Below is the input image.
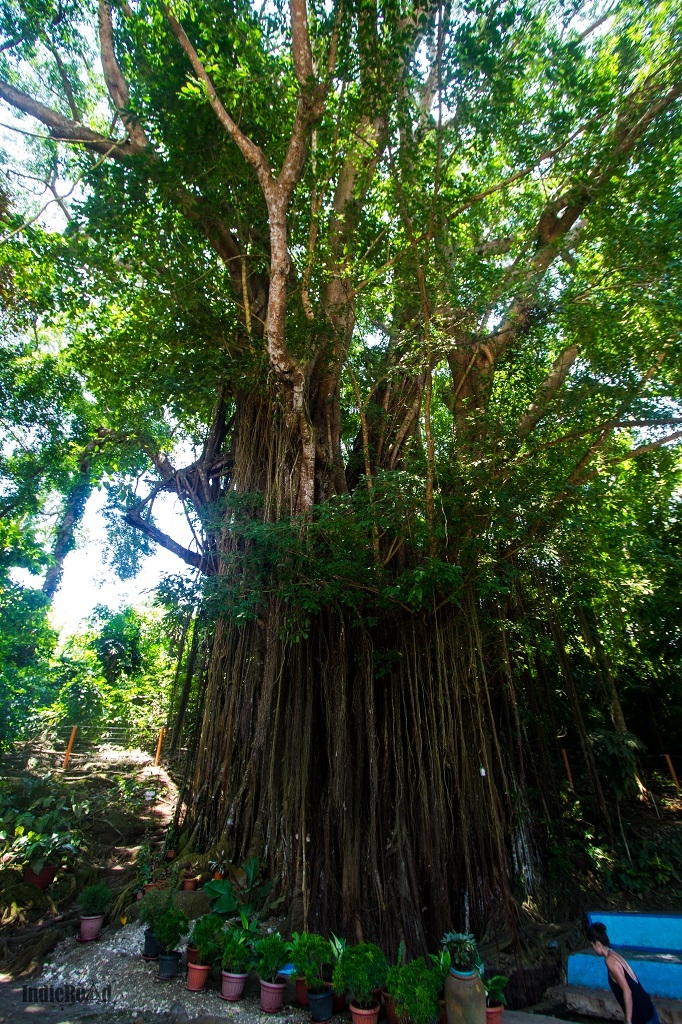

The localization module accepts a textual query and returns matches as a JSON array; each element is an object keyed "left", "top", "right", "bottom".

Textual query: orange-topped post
[
  {"left": 62, "top": 726, "right": 77, "bottom": 769},
  {"left": 154, "top": 726, "right": 165, "bottom": 767}
]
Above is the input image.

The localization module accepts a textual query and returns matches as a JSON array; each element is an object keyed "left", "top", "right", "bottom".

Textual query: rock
[
  {"left": 168, "top": 1002, "right": 190, "bottom": 1022},
  {"left": 174, "top": 890, "right": 211, "bottom": 918}
]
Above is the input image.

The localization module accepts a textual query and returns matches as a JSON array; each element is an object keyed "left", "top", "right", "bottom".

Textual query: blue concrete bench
[{"left": 567, "top": 911, "right": 682, "bottom": 1000}]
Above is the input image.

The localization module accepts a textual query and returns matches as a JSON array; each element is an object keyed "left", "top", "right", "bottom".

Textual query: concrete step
[
  {"left": 586, "top": 911, "right": 682, "bottom": 954},
  {"left": 548, "top": 985, "right": 682, "bottom": 1024},
  {"left": 568, "top": 947, "right": 682, "bottom": 1000}
]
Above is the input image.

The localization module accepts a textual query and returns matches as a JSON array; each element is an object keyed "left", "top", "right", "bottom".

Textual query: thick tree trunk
[{"left": 177, "top": 390, "right": 547, "bottom": 951}]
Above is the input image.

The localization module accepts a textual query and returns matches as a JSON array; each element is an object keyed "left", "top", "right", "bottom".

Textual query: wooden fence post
[
  {"left": 63, "top": 726, "right": 77, "bottom": 769},
  {"left": 664, "top": 754, "right": 680, "bottom": 791},
  {"left": 561, "top": 747, "right": 574, "bottom": 789},
  {"left": 154, "top": 726, "right": 165, "bottom": 767}
]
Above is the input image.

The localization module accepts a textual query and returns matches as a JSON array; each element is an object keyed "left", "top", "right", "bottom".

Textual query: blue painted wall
[
  {"left": 586, "top": 911, "right": 682, "bottom": 953},
  {"left": 568, "top": 949, "right": 682, "bottom": 1000}
]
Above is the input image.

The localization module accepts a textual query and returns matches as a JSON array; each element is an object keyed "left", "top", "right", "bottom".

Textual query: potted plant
[
  {"left": 255, "top": 932, "right": 293, "bottom": 1013},
  {"left": 11, "top": 828, "right": 80, "bottom": 889},
  {"left": 138, "top": 887, "right": 173, "bottom": 959},
  {"left": 440, "top": 933, "right": 485, "bottom": 1024},
  {"left": 292, "top": 932, "right": 334, "bottom": 1022},
  {"left": 209, "top": 848, "right": 229, "bottom": 880},
  {"left": 155, "top": 907, "right": 189, "bottom": 979},
  {"left": 483, "top": 976, "right": 508, "bottom": 1024},
  {"left": 387, "top": 958, "right": 441, "bottom": 1024},
  {"left": 77, "top": 882, "right": 113, "bottom": 941},
  {"left": 332, "top": 942, "right": 388, "bottom": 1024},
  {"left": 180, "top": 868, "right": 199, "bottom": 892},
  {"left": 164, "top": 824, "right": 178, "bottom": 861},
  {"left": 220, "top": 929, "right": 253, "bottom": 1001},
  {"left": 188, "top": 913, "right": 224, "bottom": 991}
]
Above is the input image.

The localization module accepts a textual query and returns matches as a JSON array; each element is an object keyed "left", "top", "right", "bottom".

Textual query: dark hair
[{"left": 586, "top": 922, "right": 609, "bottom": 946}]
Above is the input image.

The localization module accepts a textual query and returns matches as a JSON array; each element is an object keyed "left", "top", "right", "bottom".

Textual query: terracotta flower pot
[
  {"left": 308, "top": 987, "right": 334, "bottom": 1023},
  {"left": 79, "top": 914, "right": 104, "bottom": 941},
  {"left": 144, "top": 882, "right": 156, "bottom": 893},
  {"left": 440, "top": 999, "right": 447, "bottom": 1024},
  {"left": 187, "top": 962, "right": 211, "bottom": 991},
  {"left": 220, "top": 970, "right": 248, "bottom": 1001},
  {"left": 486, "top": 1006, "right": 504, "bottom": 1024},
  {"left": 23, "top": 864, "right": 57, "bottom": 890},
  {"left": 183, "top": 877, "right": 199, "bottom": 891},
  {"left": 384, "top": 993, "right": 399, "bottom": 1024},
  {"left": 260, "top": 979, "right": 287, "bottom": 1013},
  {"left": 213, "top": 870, "right": 224, "bottom": 880},
  {"left": 296, "top": 978, "right": 310, "bottom": 1007},
  {"left": 186, "top": 945, "right": 198, "bottom": 964},
  {"left": 350, "top": 1000, "right": 381, "bottom": 1024}
]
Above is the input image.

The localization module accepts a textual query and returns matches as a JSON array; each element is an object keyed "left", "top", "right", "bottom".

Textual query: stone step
[
  {"left": 586, "top": 911, "right": 682, "bottom": 954},
  {"left": 568, "top": 947, "right": 682, "bottom": 999},
  {"left": 548, "top": 985, "right": 682, "bottom": 1024}
]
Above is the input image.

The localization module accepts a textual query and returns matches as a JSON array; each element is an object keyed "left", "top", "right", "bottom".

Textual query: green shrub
[
  {"left": 387, "top": 958, "right": 441, "bottom": 1024},
  {"left": 193, "top": 912, "right": 225, "bottom": 967},
  {"left": 154, "top": 907, "right": 189, "bottom": 953},
  {"left": 332, "top": 942, "right": 388, "bottom": 1008},
  {"left": 483, "top": 975, "right": 508, "bottom": 1008},
  {"left": 203, "top": 856, "right": 279, "bottom": 920},
  {"left": 222, "top": 930, "right": 253, "bottom": 973},
  {"left": 138, "top": 887, "right": 172, "bottom": 931},
  {"left": 254, "top": 933, "right": 293, "bottom": 983},
  {"left": 292, "top": 932, "right": 333, "bottom": 993},
  {"left": 78, "top": 882, "right": 113, "bottom": 917}
]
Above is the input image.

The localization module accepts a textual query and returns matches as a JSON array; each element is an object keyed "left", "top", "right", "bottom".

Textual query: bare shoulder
[{"left": 606, "top": 953, "right": 634, "bottom": 982}]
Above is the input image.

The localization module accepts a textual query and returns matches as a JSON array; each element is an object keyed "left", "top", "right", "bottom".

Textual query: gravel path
[{"left": 0, "top": 921, "right": 337, "bottom": 1024}]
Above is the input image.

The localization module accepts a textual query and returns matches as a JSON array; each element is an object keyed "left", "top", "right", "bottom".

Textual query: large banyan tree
[{"left": 2, "top": 0, "right": 682, "bottom": 950}]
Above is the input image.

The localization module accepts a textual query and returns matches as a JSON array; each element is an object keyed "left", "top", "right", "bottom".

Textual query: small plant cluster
[
  {"left": 138, "top": 900, "right": 507, "bottom": 1020},
  {"left": 0, "top": 776, "right": 83, "bottom": 875}
]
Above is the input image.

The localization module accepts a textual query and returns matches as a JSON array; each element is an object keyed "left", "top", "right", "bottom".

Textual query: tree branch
[
  {"left": 289, "top": 0, "right": 314, "bottom": 84},
  {"left": 98, "top": 0, "right": 149, "bottom": 151},
  {"left": 517, "top": 344, "right": 579, "bottom": 436},
  {"left": 0, "top": 77, "right": 138, "bottom": 158},
  {"left": 124, "top": 508, "right": 212, "bottom": 572},
  {"left": 163, "top": 4, "right": 273, "bottom": 193}
]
